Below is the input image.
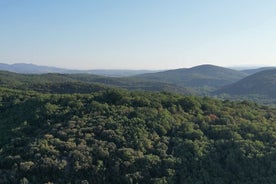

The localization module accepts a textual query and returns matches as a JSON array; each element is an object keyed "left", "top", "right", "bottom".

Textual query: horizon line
[{"left": 0, "top": 62, "right": 273, "bottom": 71}]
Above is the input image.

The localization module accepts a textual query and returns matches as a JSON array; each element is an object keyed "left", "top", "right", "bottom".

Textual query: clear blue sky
[{"left": 1, "top": 0, "right": 276, "bottom": 69}]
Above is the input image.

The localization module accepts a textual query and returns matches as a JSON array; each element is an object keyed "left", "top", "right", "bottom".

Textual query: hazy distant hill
[
  {"left": 215, "top": 69, "right": 276, "bottom": 98},
  {"left": 0, "top": 63, "right": 68, "bottom": 73},
  {"left": 241, "top": 67, "right": 276, "bottom": 75},
  {"left": 0, "top": 71, "right": 193, "bottom": 94},
  {"left": 82, "top": 69, "right": 160, "bottom": 77},
  {"left": 0, "top": 63, "right": 157, "bottom": 77},
  {"left": 136, "top": 64, "right": 247, "bottom": 92}
]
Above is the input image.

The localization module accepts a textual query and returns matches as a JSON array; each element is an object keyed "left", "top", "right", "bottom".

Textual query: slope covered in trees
[
  {"left": 0, "top": 64, "right": 249, "bottom": 95},
  {"left": 0, "top": 87, "right": 276, "bottom": 183},
  {"left": 0, "top": 71, "right": 193, "bottom": 95},
  {"left": 135, "top": 65, "right": 247, "bottom": 92},
  {"left": 215, "top": 69, "right": 276, "bottom": 100}
]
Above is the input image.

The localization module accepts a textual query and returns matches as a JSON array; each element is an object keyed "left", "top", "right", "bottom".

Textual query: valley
[{"left": 1, "top": 63, "right": 276, "bottom": 105}]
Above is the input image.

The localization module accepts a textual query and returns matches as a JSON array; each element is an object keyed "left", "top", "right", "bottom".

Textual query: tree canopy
[{"left": 0, "top": 87, "right": 276, "bottom": 183}]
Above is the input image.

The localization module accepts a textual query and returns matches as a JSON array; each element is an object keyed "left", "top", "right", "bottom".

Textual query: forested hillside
[
  {"left": 135, "top": 65, "right": 247, "bottom": 93},
  {"left": 0, "top": 71, "right": 193, "bottom": 95},
  {"left": 215, "top": 69, "right": 276, "bottom": 104},
  {"left": 0, "top": 87, "right": 276, "bottom": 183}
]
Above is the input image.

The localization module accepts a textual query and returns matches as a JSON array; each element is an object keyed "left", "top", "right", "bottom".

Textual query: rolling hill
[
  {"left": 7, "top": 63, "right": 276, "bottom": 96},
  {"left": 215, "top": 69, "right": 276, "bottom": 98},
  {"left": 135, "top": 64, "right": 248, "bottom": 92},
  {"left": 0, "top": 71, "right": 193, "bottom": 94}
]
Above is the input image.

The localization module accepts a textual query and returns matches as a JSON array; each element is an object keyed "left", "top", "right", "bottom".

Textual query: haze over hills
[
  {"left": 241, "top": 67, "right": 276, "bottom": 75},
  {"left": 0, "top": 63, "right": 158, "bottom": 77},
  {"left": 2, "top": 62, "right": 276, "bottom": 81},
  {"left": 214, "top": 69, "right": 276, "bottom": 98},
  {"left": 2, "top": 63, "right": 276, "bottom": 99},
  {"left": 0, "top": 63, "right": 68, "bottom": 74}
]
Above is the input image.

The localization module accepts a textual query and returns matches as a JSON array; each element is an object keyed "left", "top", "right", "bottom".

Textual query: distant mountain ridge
[
  {"left": 0, "top": 63, "right": 67, "bottom": 73},
  {"left": 0, "top": 63, "right": 158, "bottom": 77},
  {"left": 241, "top": 67, "right": 276, "bottom": 75},
  {"left": 2, "top": 63, "right": 276, "bottom": 97}
]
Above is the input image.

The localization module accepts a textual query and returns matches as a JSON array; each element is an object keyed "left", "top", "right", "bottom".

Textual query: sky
[{"left": 1, "top": 0, "right": 276, "bottom": 70}]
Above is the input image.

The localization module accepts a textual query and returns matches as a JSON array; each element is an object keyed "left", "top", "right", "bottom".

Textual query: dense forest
[
  {"left": 0, "top": 85, "right": 276, "bottom": 183},
  {"left": 0, "top": 71, "right": 192, "bottom": 95}
]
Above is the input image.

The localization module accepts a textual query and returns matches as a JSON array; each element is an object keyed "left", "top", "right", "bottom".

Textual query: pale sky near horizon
[{"left": 1, "top": 0, "right": 276, "bottom": 70}]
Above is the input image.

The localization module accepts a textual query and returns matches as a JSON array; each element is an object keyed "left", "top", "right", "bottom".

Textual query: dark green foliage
[{"left": 0, "top": 87, "right": 276, "bottom": 183}]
